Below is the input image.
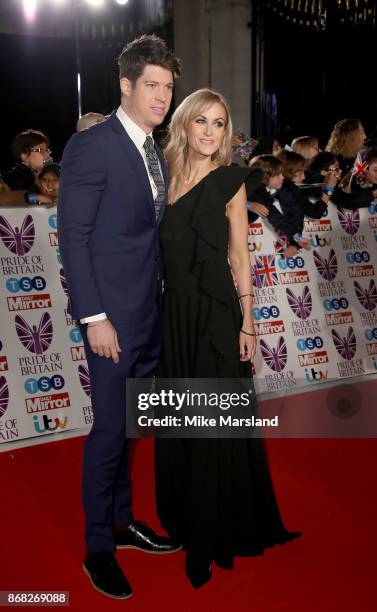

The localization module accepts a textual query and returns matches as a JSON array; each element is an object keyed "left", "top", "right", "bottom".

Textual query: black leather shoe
[
  {"left": 82, "top": 552, "right": 132, "bottom": 599},
  {"left": 114, "top": 520, "right": 182, "bottom": 554}
]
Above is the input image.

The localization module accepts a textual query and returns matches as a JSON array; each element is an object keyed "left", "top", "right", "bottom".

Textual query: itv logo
[{"left": 32, "top": 414, "right": 68, "bottom": 433}]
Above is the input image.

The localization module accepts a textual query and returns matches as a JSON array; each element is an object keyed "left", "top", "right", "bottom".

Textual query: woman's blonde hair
[
  {"left": 325, "top": 118, "right": 363, "bottom": 159},
  {"left": 291, "top": 135, "right": 319, "bottom": 160},
  {"left": 165, "top": 88, "right": 232, "bottom": 202}
]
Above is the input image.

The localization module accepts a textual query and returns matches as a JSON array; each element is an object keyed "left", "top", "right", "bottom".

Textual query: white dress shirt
[
  {"left": 80, "top": 107, "right": 161, "bottom": 324},
  {"left": 267, "top": 187, "right": 283, "bottom": 214}
]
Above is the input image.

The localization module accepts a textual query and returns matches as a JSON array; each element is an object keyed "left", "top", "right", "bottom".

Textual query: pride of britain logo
[
  {"left": 60, "top": 269, "right": 69, "bottom": 297},
  {"left": 78, "top": 365, "right": 91, "bottom": 397},
  {"left": 259, "top": 336, "right": 287, "bottom": 372},
  {"left": 15, "top": 312, "right": 53, "bottom": 354},
  {"left": 354, "top": 280, "right": 377, "bottom": 311},
  {"left": 331, "top": 327, "right": 357, "bottom": 360},
  {"left": 313, "top": 249, "right": 338, "bottom": 281},
  {"left": 0, "top": 215, "right": 35, "bottom": 255},
  {"left": 0, "top": 376, "right": 9, "bottom": 418},
  {"left": 286, "top": 286, "right": 312, "bottom": 320},
  {"left": 337, "top": 208, "right": 360, "bottom": 236}
]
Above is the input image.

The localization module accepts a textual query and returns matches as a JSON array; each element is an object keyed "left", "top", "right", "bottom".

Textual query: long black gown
[{"left": 155, "top": 165, "right": 300, "bottom": 587}]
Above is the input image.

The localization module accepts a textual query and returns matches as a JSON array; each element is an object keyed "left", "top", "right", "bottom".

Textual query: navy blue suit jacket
[{"left": 58, "top": 111, "right": 166, "bottom": 327}]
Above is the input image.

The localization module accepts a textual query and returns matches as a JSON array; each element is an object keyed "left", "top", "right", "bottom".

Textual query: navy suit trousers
[{"left": 81, "top": 305, "right": 161, "bottom": 554}]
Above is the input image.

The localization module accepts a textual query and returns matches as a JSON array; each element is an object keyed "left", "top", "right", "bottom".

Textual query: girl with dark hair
[{"left": 2, "top": 129, "right": 51, "bottom": 191}]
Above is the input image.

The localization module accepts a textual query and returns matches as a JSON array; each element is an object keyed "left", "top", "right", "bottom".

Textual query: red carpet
[{"left": 0, "top": 435, "right": 376, "bottom": 611}]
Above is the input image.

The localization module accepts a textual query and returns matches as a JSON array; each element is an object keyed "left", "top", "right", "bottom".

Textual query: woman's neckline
[{"left": 168, "top": 165, "right": 222, "bottom": 206}]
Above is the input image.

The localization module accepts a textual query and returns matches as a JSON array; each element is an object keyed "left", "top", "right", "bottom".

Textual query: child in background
[
  {"left": 277, "top": 149, "right": 329, "bottom": 218},
  {"left": 308, "top": 151, "right": 376, "bottom": 210},
  {"left": 248, "top": 154, "right": 310, "bottom": 257},
  {"left": 37, "top": 162, "right": 61, "bottom": 200}
]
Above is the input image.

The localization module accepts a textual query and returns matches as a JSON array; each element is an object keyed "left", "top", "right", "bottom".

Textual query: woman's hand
[{"left": 239, "top": 326, "right": 257, "bottom": 361}]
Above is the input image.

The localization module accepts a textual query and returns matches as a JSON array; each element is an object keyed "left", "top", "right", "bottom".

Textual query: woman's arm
[{"left": 227, "top": 183, "right": 256, "bottom": 362}]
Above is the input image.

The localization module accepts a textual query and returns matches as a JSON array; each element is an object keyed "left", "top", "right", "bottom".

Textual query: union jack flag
[
  {"left": 351, "top": 152, "right": 368, "bottom": 178},
  {"left": 252, "top": 255, "right": 278, "bottom": 288}
]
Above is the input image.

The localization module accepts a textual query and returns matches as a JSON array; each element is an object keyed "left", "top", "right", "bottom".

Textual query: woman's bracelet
[
  {"left": 241, "top": 328, "right": 256, "bottom": 336},
  {"left": 238, "top": 293, "right": 253, "bottom": 300}
]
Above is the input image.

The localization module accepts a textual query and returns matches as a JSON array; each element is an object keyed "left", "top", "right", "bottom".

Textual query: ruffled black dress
[{"left": 155, "top": 166, "right": 300, "bottom": 587}]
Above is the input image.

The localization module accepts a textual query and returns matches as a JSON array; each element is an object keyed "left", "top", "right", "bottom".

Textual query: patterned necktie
[{"left": 143, "top": 135, "right": 165, "bottom": 220}]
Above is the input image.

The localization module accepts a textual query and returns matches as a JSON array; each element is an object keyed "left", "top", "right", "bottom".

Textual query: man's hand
[{"left": 86, "top": 319, "right": 122, "bottom": 364}]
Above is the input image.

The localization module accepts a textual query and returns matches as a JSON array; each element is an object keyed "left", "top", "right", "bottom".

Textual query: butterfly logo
[
  {"left": 331, "top": 327, "right": 357, "bottom": 360},
  {"left": 337, "top": 208, "right": 360, "bottom": 236},
  {"left": 0, "top": 214, "right": 35, "bottom": 255},
  {"left": 313, "top": 249, "right": 338, "bottom": 281},
  {"left": 78, "top": 365, "right": 91, "bottom": 398},
  {"left": 59, "top": 268, "right": 68, "bottom": 297},
  {"left": 354, "top": 280, "right": 377, "bottom": 311},
  {"left": 286, "top": 286, "right": 312, "bottom": 320},
  {"left": 15, "top": 312, "right": 53, "bottom": 354},
  {"left": 0, "top": 376, "right": 9, "bottom": 418},
  {"left": 259, "top": 336, "right": 287, "bottom": 372}
]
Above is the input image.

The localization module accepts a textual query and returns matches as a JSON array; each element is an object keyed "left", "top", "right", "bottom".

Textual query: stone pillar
[
  {"left": 173, "top": 0, "right": 210, "bottom": 102},
  {"left": 173, "top": 0, "right": 252, "bottom": 133}
]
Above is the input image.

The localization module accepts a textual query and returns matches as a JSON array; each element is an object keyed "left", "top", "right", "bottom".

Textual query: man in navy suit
[{"left": 58, "top": 35, "right": 181, "bottom": 599}]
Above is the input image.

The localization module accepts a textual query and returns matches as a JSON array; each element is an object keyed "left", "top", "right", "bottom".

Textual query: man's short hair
[
  {"left": 76, "top": 112, "right": 106, "bottom": 132},
  {"left": 118, "top": 34, "right": 181, "bottom": 84}
]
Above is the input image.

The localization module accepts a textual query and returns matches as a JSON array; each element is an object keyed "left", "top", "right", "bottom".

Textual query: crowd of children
[{"left": 239, "top": 118, "right": 377, "bottom": 257}]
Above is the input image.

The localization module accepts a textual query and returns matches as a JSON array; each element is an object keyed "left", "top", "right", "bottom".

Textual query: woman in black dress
[{"left": 155, "top": 88, "right": 300, "bottom": 588}]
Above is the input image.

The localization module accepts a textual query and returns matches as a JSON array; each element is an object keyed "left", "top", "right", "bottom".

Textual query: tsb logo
[
  {"left": 296, "top": 336, "right": 324, "bottom": 351},
  {"left": 364, "top": 328, "right": 377, "bottom": 341},
  {"left": 323, "top": 297, "right": 349, "bottom": 311},
  {"left": 6, "top": 276, "right": 46, "bottom": 293},
  {"left": 346, "top": 251, "right": 370, "bottom": 264},
  {"left": 253, "top": 306, "right": 280, "bottom": 320},
  {"left": 48, "top": 214, "right": 57, "bottom": 229},
  {"left": 277, "top": 255, "right": 305, "bottom": 270},
  {"left": 69, "top": 328, "right": 82, "bottom": 343},
  {"left": 24, "top": 375, "right": 65, "bottom": 394}
]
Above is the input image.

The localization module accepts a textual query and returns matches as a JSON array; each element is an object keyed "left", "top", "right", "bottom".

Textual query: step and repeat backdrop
[{"left": 1, "top": 202, "right": 377, "bottom": 446}]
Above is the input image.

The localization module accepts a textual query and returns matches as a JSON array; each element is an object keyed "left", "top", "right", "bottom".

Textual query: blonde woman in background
[
  {"left": 326, "top": 117, "right": 366, "bottom": 174},
  {"left": 291, "top": 135, "right": 320, "bottom": 162}
]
